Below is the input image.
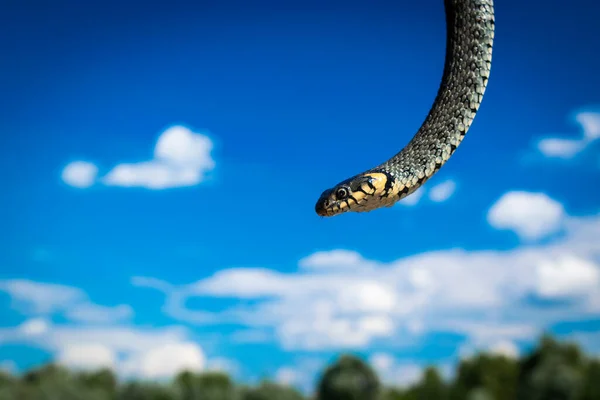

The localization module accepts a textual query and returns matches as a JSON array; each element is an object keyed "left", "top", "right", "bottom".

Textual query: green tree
[
  {"left": 239, "top": 381, "right": 305, "bottom": 400},
  {"left": 175, "top": 371, "right": 196, "bottom": 400},
  {"left": 77, "top": 368, "right": 118, "bottom": 400},
  {"left": 316, "top": 354, "right": 380, "bottom": 400},
  {"left": 117, "top": 381, "right": 177, "bottom": 400},
  {"left": 18, "top": 363, "right": 100, "bottom": 400},
  {"left": 410, "top": 367, "right": 447, "bottom": 400},
  {"left": 0, "top": 369, "right": 18, "bottom": 400},
  {"left": 175, "top": 371, "right": 237, "bottom": 400},
  {"left": 580, "top": 359, "right": 600, "bottom": 400},
  {"left": 379, "top": 388, "right": 408, "bottom": 400},
  {"left": 466, "top": 387, "right": 493, "bottom": 400},
  {"left": 517, "top": 335, "right": 585, "bottom": 400},
  {"left": 450, "top": 353, "right": 518, "bottom": 400}
]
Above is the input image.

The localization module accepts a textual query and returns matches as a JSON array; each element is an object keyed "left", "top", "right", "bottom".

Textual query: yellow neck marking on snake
[
  {"left": 363, "top": 172, "right": 387, "bottom": 193},
  {"left": 362, "top": 172, "right": 406, "bottom": 208}
]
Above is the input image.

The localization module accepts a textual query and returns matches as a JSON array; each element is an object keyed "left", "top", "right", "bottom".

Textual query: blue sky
[{"left": 1, "top": 0, "right": 600, "bottom": 391}]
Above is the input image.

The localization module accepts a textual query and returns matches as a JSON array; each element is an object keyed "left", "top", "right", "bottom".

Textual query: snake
[{"left": 315, "top": 0, "right": 494, "bottom": 217}]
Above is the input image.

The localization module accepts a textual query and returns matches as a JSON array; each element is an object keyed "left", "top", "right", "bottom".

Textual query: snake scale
[{"left": 315, "top": 0, "right": 494, "bottom": 217}]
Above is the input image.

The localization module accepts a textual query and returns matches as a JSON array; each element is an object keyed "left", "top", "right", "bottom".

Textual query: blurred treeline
[{"left": 0, "top": 335, "right": 599, "bottom": 400}]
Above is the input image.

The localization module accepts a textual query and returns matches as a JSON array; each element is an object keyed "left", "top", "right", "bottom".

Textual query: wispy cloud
[
  {"left": 536, "top": 109, "right": 600, "bottom": 159},
  {"left": 65, "top": 303, "right": 133, "bottom": 324},
  {"left": 61, "top": 125, "right": 216, "bottom": 190},
  {"left": 0, "top": 279, "right": 133, "bottom": 324},
  {"left": 229, "top": 329, "right": 272, "bottom": 344},
  {"left": 134, "top": 193, "right": 600, "bottom": 354},
  {"left": 0, "top": 280, "right": 85, "bottom": 314}
]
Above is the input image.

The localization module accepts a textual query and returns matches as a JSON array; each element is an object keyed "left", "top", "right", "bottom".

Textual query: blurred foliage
[
  {"left": 516, "top": 335, "right": 587, "bottom": 400},
  {"left": 0, "top": 335, "right": 599, "bottom": 399},
  {"left": 449, "top": 352, "right": 518, "bottom": 400},
  {"left": 238, "top": 381, "right": 304, "bottom": 400},
  {"left": 316, "top": 354, "right": 381, "bottom": 400},
  {"left": 175, "top": 371, "right": 237, "bottom": 400}
]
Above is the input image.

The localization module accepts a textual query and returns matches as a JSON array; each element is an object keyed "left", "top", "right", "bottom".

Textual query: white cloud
[
  {"left": 369, "top": 353, "right": 424, "bottom": 387},
  {"left": 0, "top": 279, "right": 133, "bottom": 324},
  {"left": 299, "top": 250, "right": 373, "bottom": 271},
  {"left": 192, "top": 268, "right": 289, "bottom": 299},
  {"left": 153, "top": 126, "right": 214, "bottom": 169},
  {"left": 487, "top": 191, "right": 565, "bottom": 240},
  {"left": 428, "top": 180, "right": 456, "bottom": 202},
  {"left": 277, "top": 314, "right": 391, "bottom": 350},
  {"left": 276, "top": 367, "right": 299, "bottom": 385},
  {"left": 61, "top": 161, "right": 98, "bottom": 188},
  {"left": 370, "top": 352, "right": 395, "bottom": 372},
  {"left": 537, "top": 138, "right": 585, "bottom": 159},
  {"left": 397, "top": 187, "right": 424, "bottom": 206},
  {"left": 102, "top": 125, "right": 215, "bottom": 189},
  {"left": 0, "top": 321, "right": 208, "bottom": 380},
  {"left": 537, "top": 110, "right": 600, "bottom": 158},
  {"left": 535, "top": 255, "right": 600, "bottom": 298},
  {"left": 136, "top": 199, "right": 600, "bottom": 354},
  {"left": 577, "top": 111, "right": 600, "bottom": 140},
  {"left": 57, "top": 343, "right": 116, "bottom": 370},
  {"left": 121, "top": 342, "right": 205, "bottom": 379},
  {"left": 488, "top": 340, "right": 519, "bottom": 358}
]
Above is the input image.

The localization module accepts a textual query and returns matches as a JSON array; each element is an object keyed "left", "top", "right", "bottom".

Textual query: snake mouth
[
  {"left": 315, "top": 191, "right": 333, "bottom": 217},
  {"left": 315, "top": 205, "right": 329, "bottom": 217}
]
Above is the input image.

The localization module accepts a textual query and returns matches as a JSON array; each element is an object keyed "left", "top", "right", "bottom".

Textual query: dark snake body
[{"left": 315, "top": 0, "right": 495, "bottom": 216}]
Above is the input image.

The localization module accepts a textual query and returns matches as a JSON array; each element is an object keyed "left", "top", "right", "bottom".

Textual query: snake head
[{"left": 315, "top": 171, "right": 398, "bottom": 217}]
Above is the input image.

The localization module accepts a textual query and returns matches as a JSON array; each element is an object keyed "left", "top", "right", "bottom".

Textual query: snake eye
[{"left": 335, "top": 187, "right": 349, "bottom": 200}]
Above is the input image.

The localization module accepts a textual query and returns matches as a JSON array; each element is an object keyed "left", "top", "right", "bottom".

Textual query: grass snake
[{"left": 315, "top": 0, "right": 494, "bottom": 217}]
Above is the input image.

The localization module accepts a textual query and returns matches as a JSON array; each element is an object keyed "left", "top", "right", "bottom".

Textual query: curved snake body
[{"left": 315, "top": 0, "right": 495, "bottom": 216}]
